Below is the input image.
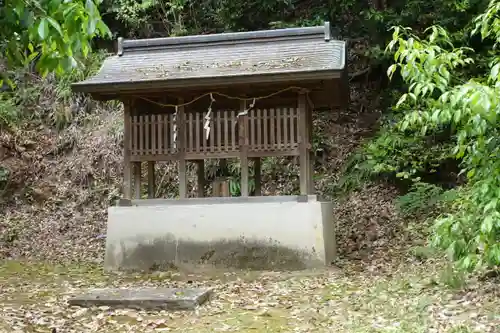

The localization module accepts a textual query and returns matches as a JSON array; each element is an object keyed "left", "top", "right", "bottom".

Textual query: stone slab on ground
[{"left": 68, "top": 288, "right": 212, "bottom": 311}]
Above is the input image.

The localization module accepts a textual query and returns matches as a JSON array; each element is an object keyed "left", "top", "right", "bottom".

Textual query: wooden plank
[
  {"left": 189, "top": 111, "right": 194, "bottom": 153},
  {"left": 256, "top": 108, "right": 262, "bottom": 151},
  {"left": 123, "top": 99, "right": 133, "bottom": 199},
  {"left": 177, "top": 99, "right": 187, "bottom": 198},
  {"left": 276, "top": 108, "right": 282, "bottom": 149},
  {"left": 134, "top": 161, "right": 142, "bottom": 199},
  {"left": 129, "top": 148, "right": 300, "bottom": 162},
  {"left": 145, "top": 114, "right": 150, "bottom": 155},
  {"left": 290, "top": 107, "right": 296, "bottom": 147},
  {"left": 250, "top": 108, "right": 255, "bottom": 149},
  {"left": 224, "top": 110, "right": 229, "bottom": 151},
  {"left": 164, "top": 113, "right": 170, "bottom": 154},
  {"left": 253, "top": 158, "right": 261, "bottom": 196},
  {"left": 216, "top": 110, "right": 221, "bottom": 152},
  {"left": 131, "top": 115, "right": 137, "bottom": 155},
  {"left": 209, "top": 111, "right": 215, "bottom": 152},
  {"left": 201, "top": 111, "right": 206, "bottom": 152},
  {"left": 298, "top": 93, "right": 310, "bottom": 195},
  {"left": 139, "top": 114, "right": 144, "bottom": 155},
  {"left": 284, "top": 108, "right": 289, "bottom": 149},
  {"left": 231, "top": 110, "right": 236, "bottom": 151},
  {"left": 270, "top": 108, "right": 275, "bottom": 149},
  {"left": 196, "top": 160, "right": 205, "bottom": 198},
  {"left": 151, "top": 114, "right": 156, "bottom": 155},
  {"left": 239, "top": 101, "right": 249, "bottom": 197},
  {"left": 263, "top": 109, "right": 268, "bottom": 150},
  {"left": 195, "top": 111, "right": 200, "bottom": 153},
  {"left": 157, "top": 113, "right": 163, "bottom": 154},
  {"left": 147, "top": 161, "right": 155, "bottom": 198}
]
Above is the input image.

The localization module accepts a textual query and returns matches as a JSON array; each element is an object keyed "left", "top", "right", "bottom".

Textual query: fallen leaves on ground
[{"left": 0, "top": 260, "right": 498, "bottom": 333}]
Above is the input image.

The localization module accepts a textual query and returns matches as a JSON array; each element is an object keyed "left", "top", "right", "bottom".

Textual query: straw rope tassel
[{"left": 203, "top": 93, "right": 215, "bottom": 140}]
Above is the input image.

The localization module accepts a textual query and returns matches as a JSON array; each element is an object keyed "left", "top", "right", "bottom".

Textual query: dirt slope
[{"left": 0, "top": 45, "right": 405, "bottom": 264}]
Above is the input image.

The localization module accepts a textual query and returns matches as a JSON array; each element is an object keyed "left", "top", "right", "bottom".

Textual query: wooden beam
[
  {"left": 177, "top": 98, "right": 187, "bottom": 198},
  {"left": 306, "top": 97, "right": 315, "bottom": 194},
  {"left": 147, "top": 161, "right": 155, "bottom": 198},
  {"left": 239, "top": 100, "right": 249, "bottom": 197},
  {"left": 298, "top": 92, "right": 310, "bottom": 195},
  {"left": 129, "top": 148, "right": 301, "bottom": 162},
  {"left": 133, "top": 161, "right": 142, "bottom": 199},
  {"left": 196, "top": 160, "right": 205, "bottom": 197},
  {"left": 253, "top": 158, "right": 261, "bottom": 196},
  {"left": 123, "top": 98, "right": 133, "bottom": 200}
]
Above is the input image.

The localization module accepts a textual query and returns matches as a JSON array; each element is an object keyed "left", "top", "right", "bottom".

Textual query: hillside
[
  {"left": 1, "top": 0, "right": 499, "bottom": 273},
  {"left": 0, "top": 49, "right": 409, "bottom": 263}
]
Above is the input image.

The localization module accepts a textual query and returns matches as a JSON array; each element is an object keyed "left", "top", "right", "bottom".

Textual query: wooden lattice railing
[{"left": 129, "top": 107, "right": 300, "bottom": 159}]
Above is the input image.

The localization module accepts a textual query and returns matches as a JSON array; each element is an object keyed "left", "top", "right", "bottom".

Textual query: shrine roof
[{"left": 72, "top": 22, "right": 347, "bottom": 97}]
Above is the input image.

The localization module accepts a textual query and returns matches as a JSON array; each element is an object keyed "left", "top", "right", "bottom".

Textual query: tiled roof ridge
[{"left": 117, "top": 22, "right": 333, "bottom": 56}]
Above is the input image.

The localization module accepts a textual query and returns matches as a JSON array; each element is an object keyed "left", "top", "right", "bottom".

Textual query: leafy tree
[
  {"left": 385, "top": 0, "right": 500, "bottom": 271},
  {"left": 0, "top": 0, "right": 111, "bottom": 83}
]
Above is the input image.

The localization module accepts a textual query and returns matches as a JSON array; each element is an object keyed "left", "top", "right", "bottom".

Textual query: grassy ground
[{"left": 0, "top": 259, "right": 498, "bottom": 333}]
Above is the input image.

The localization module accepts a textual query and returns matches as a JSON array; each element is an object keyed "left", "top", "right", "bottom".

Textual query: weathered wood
[
  {"left": 147, "top": 161, "right": 155, "bottom": 198},
  {"left": 253, "top": 158, "right": 261, "bottom": 196},
  {"left": 306, "top": 99, "right": 314, "bottom": 194},
  {"left": 139, "top": 113, "right": 144, "bottom": 155},
  {"left": 298, "top": 93, "right": 309, "bottom": 195},
  {"left": 177, "top": 99, "right": 187, "bottom": 198},
  {"left": 188, "top": 111, "right": 194, "bottom": 153},
  {"left": 276, "top": 108, "right": 282, "bottom": 149},
  {"left": 239, "top": 101, "right": 249, "bottom": 197},
  {"left": 133, "top": 161, "right": 142, "bottom": 199},
  {"left": 263, "top": 108, "right": 268, "bottom": 150},
  {"left": 114, "top": 79, "right": 343, "bottom": 110},
  {"left": 196, "top": 160, "right": 205, "bottom": 198},
  {"left": 129, "top": 148, "right": 301, "bottom": 162},
  {"left": 145, "top": 114, "right": 150, "bottom": 155},
  {"left": 212, "top": 177, "right": 230, "bottom": 197},
  {"left": 123, "top": 99, "right": 133, "bottom": 199}
]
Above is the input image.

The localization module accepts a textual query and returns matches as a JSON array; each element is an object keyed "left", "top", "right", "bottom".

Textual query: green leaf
[
  {"left": 490, "top": 63, "right": 499, "bottom": 81},
  {"left": 480, "top": 215, "right": 494, "bottom": 234},
  {"left": 38, "top": 18, "right": 49, "bottom": 39},
  {"left": 46, "top": 17, "right": 63, "bottom": 36}
]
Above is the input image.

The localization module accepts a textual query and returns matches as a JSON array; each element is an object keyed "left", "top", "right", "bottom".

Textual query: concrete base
[
  {"left": 104, "top": 195, "right": 336, "bottom": 271},
  {"left": 68, "top": 288, "right": 212, "bottom": 310}
]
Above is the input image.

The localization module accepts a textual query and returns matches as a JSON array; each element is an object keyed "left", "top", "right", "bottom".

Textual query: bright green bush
[{"left": 385, "top": 0, "right": 500, "bottom": 271}]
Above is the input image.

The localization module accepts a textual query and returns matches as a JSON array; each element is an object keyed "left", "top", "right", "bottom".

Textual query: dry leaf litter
[{"left": 1, "top": 40, "right": 499, "bottom": 332}]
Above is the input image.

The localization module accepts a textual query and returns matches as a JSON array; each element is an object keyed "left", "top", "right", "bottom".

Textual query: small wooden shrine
[{"left": 72, "top": 22, "right": 348, "bottom": 200}]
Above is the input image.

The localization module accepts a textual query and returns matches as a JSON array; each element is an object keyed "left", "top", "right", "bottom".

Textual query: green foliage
[
  {"left": 104, "top": 0, "right": 188, "bottom": 37},
  {"left": 397, "top": 182, "right": 445, "bottom": 217},
  {"left": 0, "top": 51, "right": 105, "bottom": 130},
  {"left": 0, "top": 95, "right": 21, "bottom": 128},
  {"left": 336, "top": 125, "right": 454, "bottom": 195},
  {"left": 0, "top": 0, "right": 110, "bottom": 83},
  {"left": 384, "top": 0, "right": 500, "bottom": 271}
]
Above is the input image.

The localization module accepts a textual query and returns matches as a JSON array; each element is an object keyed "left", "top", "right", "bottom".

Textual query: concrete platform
[
  {"left": 104, "top": 195, "right": 336, "bottom": 271},
  {"left": 68, "top": 288, "right": 212, "bottom": 310}
]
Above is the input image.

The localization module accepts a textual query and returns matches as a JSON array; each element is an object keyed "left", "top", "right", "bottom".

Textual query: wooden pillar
[
  {"left": 147, "top": 161, "right": 155, "bottom": 199},
  {"left": 238, "top": 100, "right": 249, "bottom": 197},
  {"left": 177, "top": 99, "right": 187, "bottom": 198},
  {"left": 123, "top": 98, "right": 133, "bottom": 200},
  {"left": 253, "top": 158, "right": 261, "bottom": 196},
  {"left": 306, "top": 99, "right": 315, "bottom": 194},
  {"left": 196, "top": 160, "right": 205, "bottom": 197},
  {"left": 298, "top": 92, "right": 312, "bottom": 195},
  {"left": 133, "top": 161, "right": 141, "bottom": 199}
]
